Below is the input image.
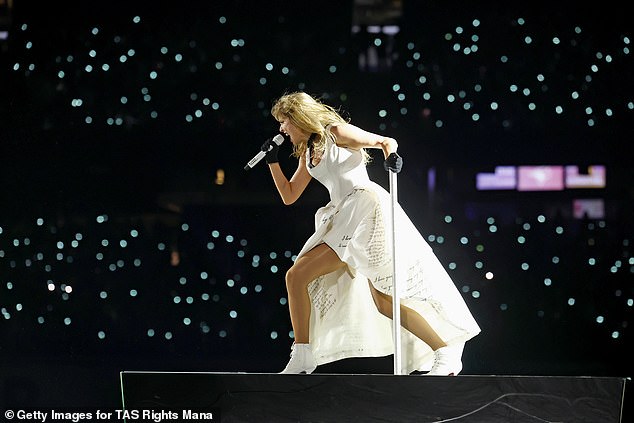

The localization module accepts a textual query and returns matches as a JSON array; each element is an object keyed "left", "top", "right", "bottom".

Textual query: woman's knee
[
  {"left": 286, "top": 264, "right": 308, "bottom": 293},
  {"left": 285, "top": 244, "right": 343, "bottom": 291}
]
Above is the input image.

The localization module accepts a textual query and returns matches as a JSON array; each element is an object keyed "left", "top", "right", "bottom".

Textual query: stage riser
[{"left": 120, "top": 372, "right": 627, "bottom": 422}]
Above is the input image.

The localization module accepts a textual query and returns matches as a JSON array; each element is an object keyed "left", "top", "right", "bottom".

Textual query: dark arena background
[{"left": 1, "top": 0, "right": 633, "bottom": 420}]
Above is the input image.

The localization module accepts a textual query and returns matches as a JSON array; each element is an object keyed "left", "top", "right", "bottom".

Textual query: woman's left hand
[{"left": 384, "top": 152, "right": 403, "bottom": 173}]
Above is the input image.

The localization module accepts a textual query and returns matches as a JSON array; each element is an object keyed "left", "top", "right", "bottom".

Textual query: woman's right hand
[{"left": 261, "top": 137, "right": 280, "bottom": 164}]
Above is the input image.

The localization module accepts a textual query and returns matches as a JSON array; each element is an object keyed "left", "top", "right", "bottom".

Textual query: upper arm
[{"left": 330, "top": 123, "right": 397, "bottom": 157}]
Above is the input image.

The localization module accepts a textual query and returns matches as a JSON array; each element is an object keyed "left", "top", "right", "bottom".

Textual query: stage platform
[{"left": 120, "top": 371, "right": 628, "bottom": 422}]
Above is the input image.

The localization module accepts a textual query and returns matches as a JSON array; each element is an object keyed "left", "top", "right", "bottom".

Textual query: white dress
[{"left": 298, "top": 131, "right": 481, "bottom": 374}]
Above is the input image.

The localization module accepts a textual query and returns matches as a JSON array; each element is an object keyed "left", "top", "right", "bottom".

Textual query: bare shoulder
[
  {"left": 330, "top": 123, "right": 394, "bottom": 153},
  {"left": 330, "top": 123, "right": 366, "bottom": 148},
  {"left": 329, "top": 122, "right": 354, "bottom": 137}
]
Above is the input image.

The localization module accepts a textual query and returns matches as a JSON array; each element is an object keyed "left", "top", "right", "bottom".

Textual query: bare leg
[
  {"left": 285, "top": 243, "right": 347, "bottom": 343},
  {"left": 368, "top": 281, "right": 447, "bottom": 351}
]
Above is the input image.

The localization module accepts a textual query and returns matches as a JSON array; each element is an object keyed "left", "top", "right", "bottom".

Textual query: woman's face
[{"left": 278, "top": 117, "right": 310, "bottom": 145}]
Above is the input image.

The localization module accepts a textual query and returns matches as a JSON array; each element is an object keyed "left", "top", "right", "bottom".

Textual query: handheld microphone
[{"left": 244, "top": 134, "right": 285, "bottom": 170}]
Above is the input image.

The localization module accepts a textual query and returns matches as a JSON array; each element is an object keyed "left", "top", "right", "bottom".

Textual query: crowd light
[{"left": 0, "top": 207, "right": 631, "bottom": 356}]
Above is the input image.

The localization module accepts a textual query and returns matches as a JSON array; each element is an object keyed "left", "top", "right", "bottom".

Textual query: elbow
[{"left": 281, "top": 191, "right": 299, "bottom": 205}]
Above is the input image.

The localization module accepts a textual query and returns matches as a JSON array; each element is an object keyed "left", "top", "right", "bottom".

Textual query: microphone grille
[{"left": 273, "top": 134, "right": 285, "bottom": 145}]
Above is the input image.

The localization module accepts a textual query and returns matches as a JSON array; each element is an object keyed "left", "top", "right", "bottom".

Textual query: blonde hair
[{"left": 271, "top": 92, "right": 369, "bottom": 163}]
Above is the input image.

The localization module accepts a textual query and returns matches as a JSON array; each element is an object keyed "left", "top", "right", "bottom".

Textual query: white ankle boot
[
  {"left": 426, "top": 344, "right": 464, "bottom": 376},
  {"left": 279, "top": 343, "right": 317, "bottom": 374}
]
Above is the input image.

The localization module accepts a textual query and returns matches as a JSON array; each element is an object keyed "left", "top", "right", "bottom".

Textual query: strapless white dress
[{"left": 298, "top": 133, "right": 481, "bottom": 374}]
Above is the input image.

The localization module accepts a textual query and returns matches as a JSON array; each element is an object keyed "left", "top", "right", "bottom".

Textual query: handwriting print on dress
[
  {"left": 365, "top": 203, "right": 390, "bottom": 268},
  {"left": 308, "top": 275, "right": 336, "bottom": 319},
  {"left": 338, "top": 234, "right": 352, "bottom": 248}
]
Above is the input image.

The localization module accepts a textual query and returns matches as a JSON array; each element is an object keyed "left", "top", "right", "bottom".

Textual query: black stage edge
[{"left": 120, "top": 371, "right": 628, "bottom": 422}]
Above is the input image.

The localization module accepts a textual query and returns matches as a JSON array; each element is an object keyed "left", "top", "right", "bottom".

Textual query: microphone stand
[{"left": 389, "top": 170, "right": 402, "bottom": 375}]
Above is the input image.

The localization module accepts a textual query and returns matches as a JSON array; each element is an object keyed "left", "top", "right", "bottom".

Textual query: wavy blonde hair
[{"left": 271, "top": 92, "right": 369, "bottom": 163}]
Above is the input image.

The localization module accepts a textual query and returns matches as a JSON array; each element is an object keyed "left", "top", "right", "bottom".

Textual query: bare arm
[
  {"left": 267, "top": 154, "right": 312, "bottom": 205},
  {"left": 330, "top": 123, "right": 398, "bottom": 158}
]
